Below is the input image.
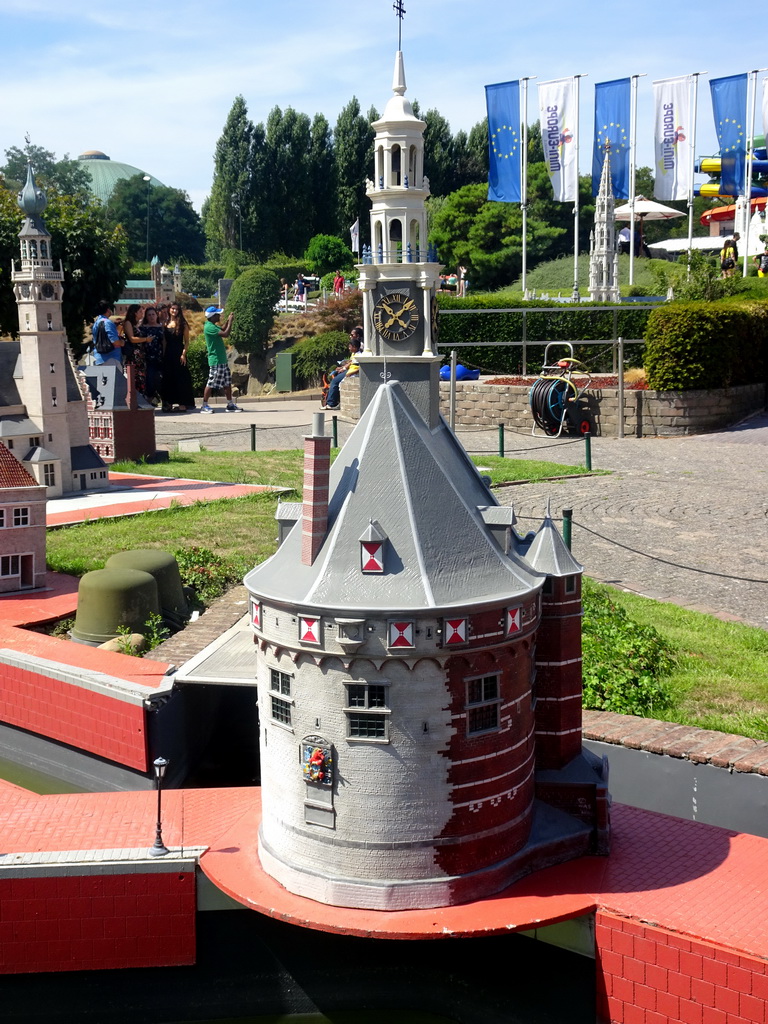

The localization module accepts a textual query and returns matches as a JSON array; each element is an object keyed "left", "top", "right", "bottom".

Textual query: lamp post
[
  {"left": 148, "top": 756, "right": 169, "bottom": 857},
  {"left": 143, "top": 174, "right": 151, "bottom": 262}
]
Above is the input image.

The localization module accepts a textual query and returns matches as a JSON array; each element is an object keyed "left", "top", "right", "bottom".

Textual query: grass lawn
[
  {"left": 602, "top": 588, "right": 768, "bottom": 742},
  {"left": 112, "top": 450, "right": 595, "bottom": 493}
]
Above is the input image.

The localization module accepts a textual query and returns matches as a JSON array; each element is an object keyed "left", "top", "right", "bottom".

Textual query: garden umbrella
[{"left": 613, "top": 195, "right": 685, "bottom": 244}]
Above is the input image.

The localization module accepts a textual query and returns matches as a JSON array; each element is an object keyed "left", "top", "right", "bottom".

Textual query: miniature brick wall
[
  {"left": 340, "top": 378, "right": 765, "bottom": 438},
  {"left": 0, "top": 660, "right": 148, "bottom": 771},
  {"left": 595, "top": 910, "right": 768, "bottom": 1024},
  {"left": 0, "top": 869, "right": 195, "bottom": 974}
]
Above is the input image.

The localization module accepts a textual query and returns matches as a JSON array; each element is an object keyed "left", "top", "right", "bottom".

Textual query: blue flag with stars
[
  {"left": 592, "top": 78, "right": 630, "bottom": 199},
  {"left": 710, "top": 74, "right": 748, "bottom": 196},
  {"left": 486, "top": 80, "right": 521, "bottom": 203}
]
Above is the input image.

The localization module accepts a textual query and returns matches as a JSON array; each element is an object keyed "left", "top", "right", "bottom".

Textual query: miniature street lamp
[{"left": 148, "top": 756, "right": 170, "bottom": 857}]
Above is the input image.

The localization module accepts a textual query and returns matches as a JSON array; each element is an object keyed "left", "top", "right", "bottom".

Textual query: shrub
[
  {"left": 312, "top": 291, "right": 364, "bottom": 333},
  {"left": 173, "top": 545, "right": 249, "bottom": 606},
  {"left": 262, "top": 254, "right": 307, "bottom": 288},
  {"left": 644, "top": 301, "right": 768, "bottom": 390},
  {"left": 186, "top": 334, "right": 208, "bottom": 395},
  {"left": 436, "top": 295, "right": 650, "bottom": 375},
  {"left": 180, "top": 263, "right": 225, "bottom": 297},
  {"left": 303, "top": 234, "right": 355, "bottom": 277},
  {"left": 287, "top": 331, "right": 349, "bottom": 387},
  {"left": 225, "top": 266, "right": 281, "bottom": 358},
  {"left": 582, "top": 580, "right": 675, "bottom": 716}
]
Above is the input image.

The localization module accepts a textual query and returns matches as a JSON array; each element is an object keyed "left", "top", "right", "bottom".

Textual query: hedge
[
  {"left": 644, "top": 301, "right": 768, "bottom": 390},
  {"left": 286, "top": 331, "right": 349, "bottom": 387},
  {"left": 435, "top": 295, "right": 650, "bottom": 375}
]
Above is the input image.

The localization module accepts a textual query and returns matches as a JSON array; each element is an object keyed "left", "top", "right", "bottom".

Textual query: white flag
[
  {"left": 349, "top": 218, "right": 360, "bottom": 255},
  {"left": 653, "top": 76, "right": 691, "bottom": 201},
  {"left": 538, "top": 78, "right": 578, "bottom": 201}
]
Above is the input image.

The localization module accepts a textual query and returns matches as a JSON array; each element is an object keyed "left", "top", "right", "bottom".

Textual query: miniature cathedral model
[
  {"left": 1, "top": 166, "right": 107, "bottom": 495},
  {"left": 588, "top": 147, "right": 621, "bottom": 303},
  {"left": 244, "top": 52, "right": 609, "bottom": 912}
]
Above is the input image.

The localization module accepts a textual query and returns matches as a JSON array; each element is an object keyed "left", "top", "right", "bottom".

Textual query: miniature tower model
[
  {"left": 356, "top": 51, "right": 442, "bottom": 426},
  {"left": 9, "top": 166, "right": 107, "bottom": 495},
  {"left": 245, "top": 50, "right": 609, "bottom": 912},
  {"left": 588, "top": 147, "right": 621, "bottom": 303}
]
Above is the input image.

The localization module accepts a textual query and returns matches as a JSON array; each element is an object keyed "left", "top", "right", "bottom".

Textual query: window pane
[
  {"left": 482, "top": 676, "right": 498, "bottom": 702},
  {"left": 368, "top": 685, "right": 386, "bottom": 708},
  {"left": 467, "top": 678, "right": 483, "bottom": 705},
  {"left": 468, "top": 704, "right": 499, "bottom": 734},
  {"left": 271, "top": 696, "right": 292, "bottom": 726},
  {"left": 348, "top": 714, "right": 386, "bottom": 738},
  {"left": 347, "top": 685, "right": 366, "bottom": 707}
]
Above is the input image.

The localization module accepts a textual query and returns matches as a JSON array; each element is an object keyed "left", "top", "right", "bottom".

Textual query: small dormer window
[
  {"left": 565, "top": 575, "right": 577, "bottom": 594},
  {"left": 360, "top": 520, "right": 387, "bottom": 573}
]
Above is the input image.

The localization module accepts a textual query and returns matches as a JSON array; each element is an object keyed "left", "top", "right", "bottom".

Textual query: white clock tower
[{"left": 357, "top": 49, "right": 443, "bottom": 427}]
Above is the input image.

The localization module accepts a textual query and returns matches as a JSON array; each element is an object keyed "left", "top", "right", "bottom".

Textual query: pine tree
[
  {"left": 204, "top": 96, "right": 254, "bottom": 258},
  {"left": 334, "top": 98, "right": 374, "bottom": 244}
]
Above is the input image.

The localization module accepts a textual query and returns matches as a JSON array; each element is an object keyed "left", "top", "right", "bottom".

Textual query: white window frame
[
  {"left": 344, "top": 682, "right": 391, "bottom": 742},
  {"left": 465, "top": 673, "right": 501, "bottom": 736},
  {"left": 269, "top": 668, "right": 294, "bottom": 729},
  {"left": 13, "top": 507, "right": 29, "bottom": 527}
]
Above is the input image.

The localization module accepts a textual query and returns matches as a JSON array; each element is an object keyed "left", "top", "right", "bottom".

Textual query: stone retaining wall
[{"left": 339, "top": 378, "right": 766, "bottom": 437}]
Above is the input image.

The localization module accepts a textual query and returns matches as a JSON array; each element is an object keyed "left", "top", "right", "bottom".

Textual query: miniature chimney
[{"left": 301, "top": 412, "right": 331, "bottom": 565}]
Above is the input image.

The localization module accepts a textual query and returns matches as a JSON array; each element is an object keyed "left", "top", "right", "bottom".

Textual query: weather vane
[{"left": 393, "top": 0, "right": 405, "bottom": 49}]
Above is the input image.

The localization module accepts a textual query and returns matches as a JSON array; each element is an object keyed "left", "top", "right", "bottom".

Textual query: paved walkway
[{"left": 154, "top": 398, "right": 768, "bottom": 631}]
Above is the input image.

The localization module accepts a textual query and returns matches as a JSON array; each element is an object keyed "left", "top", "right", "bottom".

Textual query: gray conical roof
[
  {"left": 245, "top": 382, "right": 542, "bottom": 614},
  {"left": 18, "top": 164, "right": 50, "bottom": 238},
  {"left": 525, "top": 511, "right": 583, "bottom": 577}
]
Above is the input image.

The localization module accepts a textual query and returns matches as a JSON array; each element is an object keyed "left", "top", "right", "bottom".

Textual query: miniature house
[
  {"left": 82, "top": 363, "right": 156, "bottom": 463},
  {"left": 244, "top": 52, "right": 609, "bottom": 912},
  {"left": 1, "top": 166, "right": 107, "bottom": 495},
  {"left": 0, "top": 441, "right": 47, "bottom": 593}
]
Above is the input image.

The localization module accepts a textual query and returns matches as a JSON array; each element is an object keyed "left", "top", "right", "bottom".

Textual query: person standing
[
  {"left": 92, "top": 301, "right": 123, "bottom": 366},
  {"left": 333, "top": 270, "right": 345, "bottom": 299},
  {"left": 200, "top": 306, "right": 241, "bottom": 413},
  {"left": 295, "top": 274, "right": 307, "bottom": 306},
  {"left": 161, "top": 303, "right": 196, "bottom": 411}
]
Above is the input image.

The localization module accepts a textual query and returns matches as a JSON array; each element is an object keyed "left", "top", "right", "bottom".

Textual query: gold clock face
[{"left": 373, "top": 291, "right": 419, "bottom": 341}]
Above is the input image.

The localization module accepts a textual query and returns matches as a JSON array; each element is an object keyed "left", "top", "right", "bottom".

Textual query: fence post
[
  {"left": 449, "top": 349, "right": 457, "bottom": 430},
  {"left": 612, "top": 308, "right": 618, "bottom": 374},
  {"left": 522, "top": 309, "right": 528, "bottom": 377},
  {"left": 562, "top": 508, "right": 573, "bottom": 550},
  {"left": 332, "top": 415, "right": 338, "bottom": 448},
  {"left": 498, "top": 423, "right": 505, "bottom": 458},
  {"left": 250, "top": 424, "right": 256, "bottom": 452},
  {"left": 618, "top": 336, "right": 625, "bottom": 440},
  {"left": 584, "top": 432, "right": 592, "bottom": 471}
]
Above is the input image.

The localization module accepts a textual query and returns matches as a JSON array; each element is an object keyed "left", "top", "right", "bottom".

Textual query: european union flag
[
  {"left": 711, "top": 74, "right": 748, "bottom": 196},
  {"left": 486, "top": 80, "right": 521, "bottom": 203},
  {"left": 592, "top": 78, "right": 630, "bottom": 199}
]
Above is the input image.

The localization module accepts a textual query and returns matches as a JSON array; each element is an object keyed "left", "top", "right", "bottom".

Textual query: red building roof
[{"left": 0, "top": 443, "right": 38, "bottom": 489}]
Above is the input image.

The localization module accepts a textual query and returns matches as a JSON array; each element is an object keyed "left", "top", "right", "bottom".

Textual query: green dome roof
[{"left": 77, "top": 151, "right": 164, "bottom": 204}]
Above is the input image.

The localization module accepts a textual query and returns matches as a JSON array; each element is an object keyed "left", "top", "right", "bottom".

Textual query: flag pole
[
  {"left": 520, "top": 76, "right": 535, "bottom": 296},
  {"left": 686, "top": 72, "right": 706, "bottom": 277},
  {"left": 743, "top": 69, "right": 768, "bottom": 276},
  {"left": 628, "top": 74, "right": 646, "bottom": 286},
  {"left": 572, "top": 74, "right": 587, "bottom": 301}
]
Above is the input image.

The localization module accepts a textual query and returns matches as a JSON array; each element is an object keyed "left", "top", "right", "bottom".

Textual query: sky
[{"left": 1, "top": 0, "right": 765, "bottom": 213}]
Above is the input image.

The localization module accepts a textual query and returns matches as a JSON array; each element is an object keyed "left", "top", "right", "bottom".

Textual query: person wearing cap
[{"left": 200, "top": 306, "right": 241, "bottom": 413}]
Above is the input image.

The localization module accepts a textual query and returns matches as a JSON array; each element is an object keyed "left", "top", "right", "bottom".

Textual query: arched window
[
  {"left": 409, "top": 145, "right": 418, "bottom": 185},
  {"left": 391, "top": 144, "right": 401, "bottom": 187}
]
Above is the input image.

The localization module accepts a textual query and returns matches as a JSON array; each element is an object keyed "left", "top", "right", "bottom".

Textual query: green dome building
[{"left": 76, "top": 151, "right": 164, "bottom": 204}]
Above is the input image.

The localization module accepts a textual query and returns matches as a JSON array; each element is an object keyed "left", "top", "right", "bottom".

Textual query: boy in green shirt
[{"left": 200, "top": 306, "right": 241, "bottom": 413}]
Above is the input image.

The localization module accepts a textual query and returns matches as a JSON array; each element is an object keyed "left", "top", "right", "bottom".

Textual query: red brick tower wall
[
  {"left": 301, "top": 434, "right": 331, "bottom": 565},
  {"left": 534, "top": 575, "right": 583, "bottom": 769},
  {"left": 436, "top": 634, "right": 536, "bottom": 880}
]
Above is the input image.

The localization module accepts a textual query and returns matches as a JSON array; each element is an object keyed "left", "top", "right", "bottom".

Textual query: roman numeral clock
[{"left": 372, "top": 290, "right": 420, "bottom": 343}]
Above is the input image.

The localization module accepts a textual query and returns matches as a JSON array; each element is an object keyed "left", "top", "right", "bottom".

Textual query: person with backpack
[
  {"left": 720, "top": 239, "right": 737, "bottom": 278},
  {"left": 92, "top": 300, "right": 123, "bottom": 366}
]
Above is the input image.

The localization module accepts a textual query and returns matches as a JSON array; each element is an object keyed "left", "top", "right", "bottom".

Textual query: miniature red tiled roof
[{"left": 0, "top": 443, "right": 38, "bottom": 489}]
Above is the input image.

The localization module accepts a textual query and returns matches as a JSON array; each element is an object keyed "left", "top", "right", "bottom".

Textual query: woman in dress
[
  {"left": 161, "top": 303, "right": 196, "bottom": 412},
  {"left": 137, "top": 306, "right": 165, "bottom": 406},
  {"left": 120, "top": 304, "right": 149, "bottom": 397}
]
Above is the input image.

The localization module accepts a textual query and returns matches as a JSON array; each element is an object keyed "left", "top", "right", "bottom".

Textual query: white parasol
[{"left": 614, "top": 195, "right": 686, "bottom": 241}]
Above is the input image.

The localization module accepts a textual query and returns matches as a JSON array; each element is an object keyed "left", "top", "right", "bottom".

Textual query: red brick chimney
[{"left": 301, "top": 413, "right": 331, "bottom": 565}]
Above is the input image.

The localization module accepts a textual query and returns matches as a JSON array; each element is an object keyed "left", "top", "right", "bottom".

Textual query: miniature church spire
[{"left": 588, "top": 145, "right": 620, "bottom": 303}]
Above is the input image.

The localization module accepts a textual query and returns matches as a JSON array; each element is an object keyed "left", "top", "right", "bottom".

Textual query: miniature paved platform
[{"left": 1, "top": 781, "right": 766, "bottom": 954}]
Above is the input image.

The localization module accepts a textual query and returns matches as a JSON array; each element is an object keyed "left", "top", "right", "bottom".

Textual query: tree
[
  {"left": 107, "top": 175, "right": 204, "bottom": 262},
  {"left": 0, "top": 182, "right": 130, "bottom": 352},
  {"left": 304, "top": 234, "right": 354, "bottom": 277},
  {"left": 224, "top": 266, "right": 280, "bottom": 380},
  {"left": 204, "top": 96, "right": 254, "bottom": 258},
  {"left": 334, "top": 98, "right": 374, "bottom": 243},
  {"left": 308, "top": 114, "right": 337, "bottom": 238},
  {"left": 422, "top": 109, "right": 455, "bottom": 196},
  {"left": 2, "top": 142, "right": 91, "bottom": 198},
  {"left": 262, "top": 106, "right": 313, "bottom": 257}
]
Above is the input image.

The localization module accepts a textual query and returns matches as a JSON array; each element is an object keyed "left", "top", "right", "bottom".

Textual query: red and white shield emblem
[
  {"left": 251, "top": 601, "right": 261, "bottom": 629},
  {"left": 389, "top": 621, "right": 414, "bottom": 648},
  {"left": 444, "top": 618, "right": 467, "bottom": 645},
  {"left": 299, "top": 616, "right": 320, "bottom": 644},
  {"left": 506, "top": 607, "right": 521, "bottom": 634}
]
